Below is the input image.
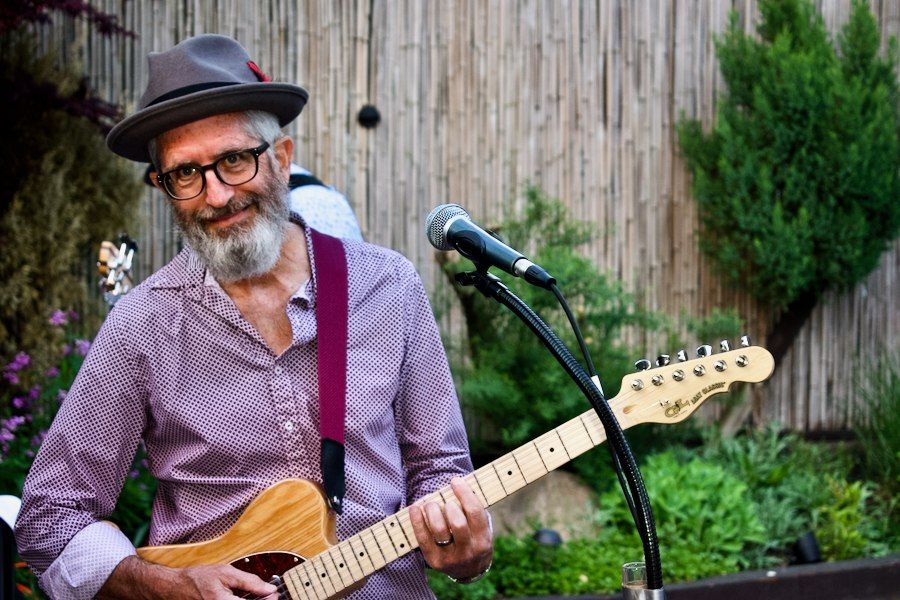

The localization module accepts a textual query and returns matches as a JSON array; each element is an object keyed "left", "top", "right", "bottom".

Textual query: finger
[
  {"left": 450, "top": 477, "right": 489, "bottom": 534},
  {"left": 443, "top": 498, "right": 471, "bottom": 546},
  {"left": 423, "top": 501, "right": 453, "bottom": 544},
  {"left": 220, "top": 565, "right": 278, "bottom": 597},
  {"left": 410, "top": 503, "right": 440, "bottom": 561}
]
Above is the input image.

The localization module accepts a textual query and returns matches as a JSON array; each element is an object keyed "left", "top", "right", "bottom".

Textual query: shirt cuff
[{"left": 39, "top": 521, "right": 137, "bottom": 600}]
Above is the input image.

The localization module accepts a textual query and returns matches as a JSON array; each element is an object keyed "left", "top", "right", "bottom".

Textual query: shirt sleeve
[
  {"left": 15, "top": 306, "right": 147, "bottom": 594},
  {"left": 393, "top": 265, "right": 473, "bottom": 503}
]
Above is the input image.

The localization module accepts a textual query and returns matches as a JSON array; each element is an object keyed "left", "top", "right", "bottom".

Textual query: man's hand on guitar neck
[
  {"left": 409, "top": 477, "right": 494, "bottom": 583},
  {"left": 96, "top": 555, "right": 279, "bottom": 600}
]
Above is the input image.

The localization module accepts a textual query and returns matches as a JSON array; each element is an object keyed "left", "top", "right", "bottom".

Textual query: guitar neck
[{"left": 279, "top": 405, "right": 613, "bottom": 599}]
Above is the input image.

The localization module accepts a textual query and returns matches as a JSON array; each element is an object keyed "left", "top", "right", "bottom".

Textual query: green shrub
[
  {"left": 853, "top": 351, "right": 900, "bottom": 496},
  {"left": 0, "top": 31, "right": 139, "bottom": 368},
  {"left": 442, "top": 187, "right": 663, "bottom": 489},
  {"left": 598, "top": 451, "right": 767, "bottom": 582},
  {"left": 678, "top": 0, "right": 900, "bottom": 310}
]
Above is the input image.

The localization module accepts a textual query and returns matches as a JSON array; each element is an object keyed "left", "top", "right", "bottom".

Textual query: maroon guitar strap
[{"left": 310, "top": 229, "right": 348, "bottom": 514}]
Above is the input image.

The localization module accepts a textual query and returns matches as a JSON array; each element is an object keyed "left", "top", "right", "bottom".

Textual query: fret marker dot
[
  {"left": 359, "top": 552, "right": 364, "bottom": 557},
  {"left": 550, "top": 447, "right": 555, "bottom": 452},
  {"left": 305, "top": 582, "right": 310, "bottom": 587},
  {"left": 339, "top": 563, "right": 344, "bottom": 568},
  {"left": 321, "top": 573, "right": 326, "bottom": 578},
  {"left": 507, "top": 470, "right": 512, "bottom": 476}
]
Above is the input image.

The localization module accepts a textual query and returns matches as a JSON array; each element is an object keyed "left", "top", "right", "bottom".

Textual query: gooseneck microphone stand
[{"left": 455, "top": 267, "right": 666, "bottom": 599}]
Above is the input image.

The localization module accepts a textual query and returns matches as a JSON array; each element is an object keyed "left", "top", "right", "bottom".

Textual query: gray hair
[{"left": 148, "top": 110, "right": 284, "bottom": 170}]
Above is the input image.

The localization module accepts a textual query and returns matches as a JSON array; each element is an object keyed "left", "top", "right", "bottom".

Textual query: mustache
[{"left": 194, "top": 195, "right": 258, "bottom": 225}]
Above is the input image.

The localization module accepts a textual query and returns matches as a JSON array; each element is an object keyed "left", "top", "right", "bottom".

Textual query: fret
[
  {"left": 348, "top": 534, "right": 376, "bottom": 574},
  {"left": 473, "top": 464, "right": 507, "bottom": 504},
  {"left": 557, "top": 416, "right": 595, "bottom": 457},
  {"left": 492, "top": 453, "right": 528, "bottom": 494},
  {"left": 311, "top": 556, "right": 337, "bottom": 598},
  {"left": 336, "top": 540, "right": 365, "bottom": 582},
  {"left": 372, "top": 521, "right": 400, "bottom": 561},
  {"left": 465, "top": 472, "right": 489, "bottom": 507},
  {"left": 286, "top": 561, "right": 317, "bottom": 599},
  {"left": 301, "top": 558, "right": 330, "bottom": 600},
  {"left": 396, "top": 510, "right": 420, "bottom": 550},
  {"left": 512, "top": 443, "right": 547, "bottom": 483},
  {"left": 580, "top": 410, "right": 606, "bottom": 445},
  {"left": 383, "top": 514, "right": 413, "bottom": 554},
  {"left": 326, "top": 546, "right": 354, "bottom": 588},
  {"left": 534, "top": 429, "right": 570, "bottom": 471},
  {"left": 359, "top": 528, "right": 388, "bottom": 569},
  {"left": 282, "top": 567, "right": 309, "bottom": 600}
]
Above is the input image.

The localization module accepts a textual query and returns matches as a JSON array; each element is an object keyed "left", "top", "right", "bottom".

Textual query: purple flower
[
  {"left": 57, "top": 389, "right": 68, "bottom": 403},
  {"left": 28, "top": 385, "right": 40, "bottom": 400},
  {"left": 2, "top": 372, "right": 19, "bottom": 385},
  {"left": 68, "top": 310, "right": 79, "bottom": 321},
  {"left": 74, "top": 339, "right": 91, "bottom": 357},
  {"left": 25, "top": 449, "right": 34, "bottom": 458},
  {"left": 62, "top": 344, "right": 72, "bottom": 356},
  {"left": 5, "top": 351, "right": 30, "bottom": 372},
  {"left": 45, "top": 366, "right": 60, "bottom": 378},
  {"left": 11, "top": 396, "right": 27, "bottom": 410},
  {"left": 30, "top": 430, "right": 47, "bottom": 448},
  {"left": 129, "top": 469, "right": 140, "bottom": 479},
  {"left": 49, "top": 310, "right": 68, "bottom": 326}
]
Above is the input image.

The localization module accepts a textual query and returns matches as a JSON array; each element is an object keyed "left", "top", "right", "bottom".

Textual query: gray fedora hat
[{"left": 107, "top": 34, "right": 308, "bottom": 163}]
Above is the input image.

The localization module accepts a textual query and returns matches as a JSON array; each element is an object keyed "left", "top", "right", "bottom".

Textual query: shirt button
[
  {"left": 283, "top": 421, "right": 294, "bottom": 431},
  {"left": 274, "top": 366, "right": 284, "bottom": 375}
]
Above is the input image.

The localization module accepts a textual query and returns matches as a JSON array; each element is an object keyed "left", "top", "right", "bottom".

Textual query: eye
[
  {"left": 222, "top": 153, "right": 242, "bottom": 166},
  {"left": 175, "top": 166, "right": 198, "bottom": 180}
]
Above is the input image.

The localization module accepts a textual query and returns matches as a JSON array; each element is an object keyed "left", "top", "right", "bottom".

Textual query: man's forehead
[{"left": 157, "top": 113, "right": 255, "bottom": 164}]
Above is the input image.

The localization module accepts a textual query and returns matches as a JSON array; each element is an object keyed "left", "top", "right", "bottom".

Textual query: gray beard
[{"left": 174, "top": 171, "right": 291, "bottom": 283}]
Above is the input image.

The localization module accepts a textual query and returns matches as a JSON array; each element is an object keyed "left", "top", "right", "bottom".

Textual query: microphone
[{"left": 425, "top": 204, "right": 555, "bottom": 289}]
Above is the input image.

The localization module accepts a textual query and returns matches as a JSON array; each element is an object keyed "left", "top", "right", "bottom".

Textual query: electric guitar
[{"left": 137, "top": 344, "right": 774, "bottom": 599}]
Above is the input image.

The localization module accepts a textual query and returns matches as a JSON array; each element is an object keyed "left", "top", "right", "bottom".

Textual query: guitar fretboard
[{"left": 278, "top": 408, "right": 609, "bottom": 599}]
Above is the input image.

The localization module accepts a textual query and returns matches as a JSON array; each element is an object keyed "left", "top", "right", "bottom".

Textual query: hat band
[{"left": 146, "top": 81, "right": 238, "bottom": 107}]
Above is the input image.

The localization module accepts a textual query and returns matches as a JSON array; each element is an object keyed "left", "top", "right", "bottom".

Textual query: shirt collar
[{"left": 150, "top": 212, "right": 316, "bottom": 306}]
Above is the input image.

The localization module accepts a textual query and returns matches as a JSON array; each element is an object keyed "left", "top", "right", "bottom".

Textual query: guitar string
[
  {"left": 223, "top": 409, "right": 613, "bottom": 600},
  {"left": 231, "top": 365, "right": 746, "bottom": 598},
  {"left": 232, "top": 416, "right": 607, "bottom": 600}
]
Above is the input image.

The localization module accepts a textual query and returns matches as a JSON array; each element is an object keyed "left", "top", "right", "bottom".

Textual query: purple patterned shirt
[{"left": 16, "top": 219, "right": 472, "bottom": 599}]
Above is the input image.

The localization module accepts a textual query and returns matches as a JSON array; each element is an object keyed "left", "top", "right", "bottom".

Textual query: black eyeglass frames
[{"left": 156, "top": 141, "right": 270, "bottom": 200}]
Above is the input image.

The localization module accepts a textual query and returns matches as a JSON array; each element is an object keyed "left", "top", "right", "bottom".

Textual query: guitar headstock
[
  {"left": 611, "top": 340, "right": 774, "bottom": 425},
  {"left": 97, "top": 234, "right": 138, "bottom": 308}
]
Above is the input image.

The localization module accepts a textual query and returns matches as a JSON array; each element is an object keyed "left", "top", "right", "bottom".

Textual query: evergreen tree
[{"left": 677, "top": 0, "right": 900, "bottom": 366}]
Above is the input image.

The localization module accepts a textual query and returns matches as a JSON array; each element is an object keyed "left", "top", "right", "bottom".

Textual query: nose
[{"left": 202, "top": 170, "right": 234, "bottom": 207}]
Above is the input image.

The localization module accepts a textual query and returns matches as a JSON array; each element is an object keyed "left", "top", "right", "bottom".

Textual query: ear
[{"left": 273, "top": 136, "right": 294, "bottom": 177}]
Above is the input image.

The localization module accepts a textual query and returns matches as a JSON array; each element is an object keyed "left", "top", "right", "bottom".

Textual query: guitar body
[{"left": 137, "top": 479, "right": 336, "bottom": 578}]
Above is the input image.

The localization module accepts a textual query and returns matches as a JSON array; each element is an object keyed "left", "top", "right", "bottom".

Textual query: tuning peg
[
  {"left": 676, "top": 349, "right": 687, "bottom": 362},
  {"left": 656, "top": 354, "right": 670, "bottom": 367},
  {"left": 634, "top": 359, "right": 652, "bottom": 371},
  {"left": 696, "top": 345, "right": 713, "bottom": 358},
  {"left": 740, "top": 335, "right": 751, "bottom": 347},
  {"left": 719, "top": 340, "right": 730, "bottom": 352}
]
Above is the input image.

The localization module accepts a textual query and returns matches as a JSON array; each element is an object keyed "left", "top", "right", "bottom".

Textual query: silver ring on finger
[{"left": 434, "top": 535, "right": 454, "bottom": 547}]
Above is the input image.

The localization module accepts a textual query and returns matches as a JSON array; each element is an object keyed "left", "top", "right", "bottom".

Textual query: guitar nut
[{"left": 672, "top": 369, "right": 685, "bottom": 381}]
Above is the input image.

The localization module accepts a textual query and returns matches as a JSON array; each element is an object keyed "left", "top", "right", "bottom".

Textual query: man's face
[{"left": 154, "top": 113, "right": 293, "bottom": 282}]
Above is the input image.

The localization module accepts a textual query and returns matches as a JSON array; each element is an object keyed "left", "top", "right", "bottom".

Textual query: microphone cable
[{"left": 549, "top": 282, "right": 641, "bottom": 542}]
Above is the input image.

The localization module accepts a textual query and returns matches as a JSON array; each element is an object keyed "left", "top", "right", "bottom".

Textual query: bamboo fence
[{"left": 40, "top": 0, "right": 900, "bottom": 431}]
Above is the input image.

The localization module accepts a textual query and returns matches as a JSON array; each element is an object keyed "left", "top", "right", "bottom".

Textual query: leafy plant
[
  {"left": 677, "top": 0, "right": 900, "bottom": 367},
  {"left": 441, "top": 187, "right": 662, "bottom": 488},
  {"left": 852, "top": 351, "right": 900, "bottom": 496},
  {"left": 1, "top": 314, "right": 155, "bottom": 597}
]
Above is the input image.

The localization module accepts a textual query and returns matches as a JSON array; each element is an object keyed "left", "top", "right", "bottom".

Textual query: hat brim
[{"left": 107, "top": 82, "right": 308, "bottom": 163}]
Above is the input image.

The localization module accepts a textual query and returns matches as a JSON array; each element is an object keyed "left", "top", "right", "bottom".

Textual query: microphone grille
[{"left": 425, "top": 204, "right": 469, "bottom": 251}]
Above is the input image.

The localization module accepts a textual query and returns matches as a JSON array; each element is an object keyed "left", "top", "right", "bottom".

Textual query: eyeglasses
[{"left": 156, "top": 141, "right": 270, "bottom": 200}]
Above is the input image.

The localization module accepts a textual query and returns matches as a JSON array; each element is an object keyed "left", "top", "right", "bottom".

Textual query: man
[{"left": 15, "top": 34, "right": 492, "bottom": 599}]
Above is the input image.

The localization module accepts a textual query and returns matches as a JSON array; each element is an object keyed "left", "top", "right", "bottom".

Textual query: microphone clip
[{"left": 454, "top": 269, "right": 509, "bottom": 300}]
